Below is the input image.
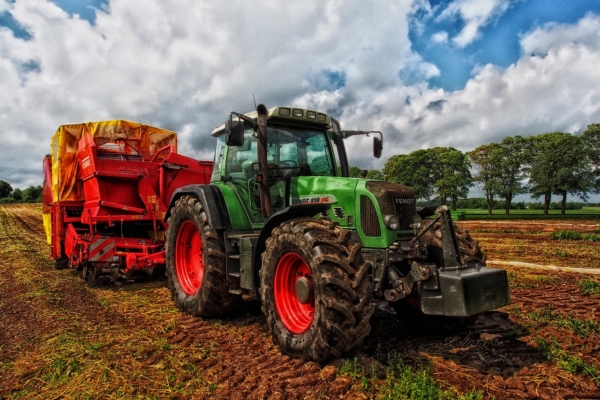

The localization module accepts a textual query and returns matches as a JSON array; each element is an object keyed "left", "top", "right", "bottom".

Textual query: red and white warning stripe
[{"left": 89, "top": 237, "right": 115, "bottom": 262}]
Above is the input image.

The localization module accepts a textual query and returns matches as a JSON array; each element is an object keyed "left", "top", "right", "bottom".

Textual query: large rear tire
[
  {"left": 165, "top": 195, "right": 238, "bottom": 317},
  {"left": 260, "top": 218, "right": 374, "bottom": 362}
]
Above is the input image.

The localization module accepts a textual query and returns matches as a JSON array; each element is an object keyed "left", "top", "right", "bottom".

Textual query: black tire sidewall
[
  {"left": 261, "top": 234, "right": 325, "bottom": 356},
  {"left": 260, "top": 218, "right": 374, "bottom": 362},
  {"left": 165, "top": 197, "right": 211, "bottom": 316}
]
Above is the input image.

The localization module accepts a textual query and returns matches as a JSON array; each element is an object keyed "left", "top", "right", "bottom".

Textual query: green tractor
[{"left": 164, "top": 104, "right": 510, "bottom": 362}]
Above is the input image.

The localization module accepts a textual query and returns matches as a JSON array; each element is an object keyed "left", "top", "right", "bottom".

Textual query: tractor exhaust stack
[{"left": 256, "top": 104, "right": 272, "bottom": 218}]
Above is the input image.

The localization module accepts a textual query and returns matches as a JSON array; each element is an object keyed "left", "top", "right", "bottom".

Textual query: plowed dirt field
[{"left": 1, "top": 204, "right": 599, "bottom": 399}]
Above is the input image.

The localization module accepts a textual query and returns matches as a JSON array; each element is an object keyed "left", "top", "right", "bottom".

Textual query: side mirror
[
  {"left": 225, "top": 118, "right": 245, "bottom": 147},
  {"left": 373, "top": 136, "right": 382, "bottom": 158}
]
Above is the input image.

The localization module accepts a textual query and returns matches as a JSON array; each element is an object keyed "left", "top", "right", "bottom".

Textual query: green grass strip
[
  {"left": 580, "top": 279, "right": 600, "bottom": 296},
  {"left": 339, "top": 358, "right": 486, "bottom": 400},
  {"left": 525, "top": 305, "right": 600, "bottom": 338},
  {"left": 550, "top": 230, "right": 600, "bottom": 241},
  {"left": 536, "top": 338, "right": 599, "bottom": 385}
]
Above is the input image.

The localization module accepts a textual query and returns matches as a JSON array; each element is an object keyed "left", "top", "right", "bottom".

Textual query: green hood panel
[
  {"left": 291, "top": 176, "right": 359, "bottom": 207},
  {"left": 216, "top": 176, "right": 415, "bottom": 249},
  {"left": 291, "top": 177, "right": 409, "bottom": 248}
]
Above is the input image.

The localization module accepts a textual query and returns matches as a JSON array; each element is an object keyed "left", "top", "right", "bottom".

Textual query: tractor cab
[
  {"left": 209, "top": 106, "right": 382, "bottom": 225},
  {"left": 214, "top": 124, "right": 339, "bottom": 223}
]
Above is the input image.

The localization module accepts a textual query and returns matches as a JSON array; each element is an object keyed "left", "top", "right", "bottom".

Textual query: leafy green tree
[
  {"left": 429, "top": 147, "right": 472, "bottom": 210},
  {"left": 384, "top": 148, "right": 471, "bottom": 209},
  {"left": 341, "top": 166, "right": 377, "bottom": 179},
  {"left": 366, "top": 170, "right": 384, "bottom": 180},
  {"left": 467, "top": 143, "right": 502, "bottom": 215},
  {"left": 384, "top": 150, "right": 435, "bottom": 200},
  {"left": 582, "top": 123, "right": 600, "bottom": 191},
  {"left": 496, "top": 136, "right": 528, "bottom": 215},
  {"left": 526, "top": 133, "right": 557, "bottom": 215},
  {"left": 348, "top": 166, "right": 364, "bottom": 178},
  {"left": 0, "top": 180, "right": 13, "bottom": 199},
  {"left": 11, "top": 188, "right": 22, "bottom": 201},
  {"left": 528, "top": 132, "right": 594, "bottom": 215},
  {"left": 22, "top": 185, "right": 43, "bottom": 203}
]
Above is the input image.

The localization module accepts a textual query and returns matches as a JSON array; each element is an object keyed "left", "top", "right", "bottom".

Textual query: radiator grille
[
  {"left": 360, "top": 195, "right": 381, "bottom": 237},
  {"left": 388, "top": 187, "right": 416, "bottom": 229},
  {"left": 365, "top": 181, "right": 416, "bottom": 230}
]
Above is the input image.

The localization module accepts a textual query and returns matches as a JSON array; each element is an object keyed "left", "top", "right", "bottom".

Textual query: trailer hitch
[
  {"left": 384, "top": 262, "right": 436, "bottom": 301},
  {"left": 410, "top": 205, "right": 463, "bottom": 270}
]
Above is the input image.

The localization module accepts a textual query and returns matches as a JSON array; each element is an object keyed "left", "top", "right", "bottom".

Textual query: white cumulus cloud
[
  {"left": 0, "top": 0, "right": 427, "bottom": 187},
  {"left": 438, "top": 0, "right": 511, "bottom": 47},
  {"left": 1, "top": 0, "right": 600, "bottom": 195},
  {"left": 317, "top": 13, "right": 600, "bottom": 170},
  {"left": 520, "top": 11, "right": 600, "bottom": 55},
  {"left": 431, "top": 31, "right": 448, "bottom": 44}
]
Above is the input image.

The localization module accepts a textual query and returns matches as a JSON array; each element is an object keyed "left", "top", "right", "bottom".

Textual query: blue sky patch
[
  {"left": 310, "top": 69, "right": 347, "bottom": 91},
  {"left": 0, "top": 8, "right": 30, "bottom": 39},
  {"left": 51, "top": 0, "right": 107, "bottom": 25},
  {"left": 410, "top": 0, "right": 600, "bottom": 91}
]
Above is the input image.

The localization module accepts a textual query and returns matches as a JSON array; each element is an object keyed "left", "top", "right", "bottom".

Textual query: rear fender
[{"left": 165, "top": 184, "right": 232, "bottom": 230}]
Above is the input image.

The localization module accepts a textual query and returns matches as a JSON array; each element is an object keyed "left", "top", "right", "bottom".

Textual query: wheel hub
[
  {"left": 294, "top": 276, "right": 313, "bottom": 304},
  {"left": 273, "top": 252, "right": 315, "bottom": 334},
  {"left": 175, "top": 220, "right": 204, "bottom": 295}
]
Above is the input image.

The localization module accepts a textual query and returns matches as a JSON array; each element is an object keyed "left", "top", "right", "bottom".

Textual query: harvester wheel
[
  {"left": 165, "top": 195, "right": 238, "bottom": 317},
  {"left": 82, "top": 263, "right": 101, "bottom": 283},
  {"left": 260, "top": 218, "right": 374, "bottom": 362},
  {"left": 397, "top": 220, "right": 485, "bottom": 333},
  {"left": 53, "top": 258, "right": 69, "bottom": 270}
]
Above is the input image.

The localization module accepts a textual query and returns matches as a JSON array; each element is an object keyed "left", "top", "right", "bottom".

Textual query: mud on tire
[
  {"left": 165, "top": 195, "right": 238, "bottom": 317},
  {"left": 420, "top": 221, "right": 487, "bottom": 265},
  {"left": 260, "top": 218, "right": 374, "bottom": 362}
]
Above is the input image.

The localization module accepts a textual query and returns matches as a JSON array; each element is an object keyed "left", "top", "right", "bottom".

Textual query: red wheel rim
[
  {"left": 175, "top": 220, "right": 204, "bottom": 295},
  {"left": 274, "top": 252, "right": 315, "bottom": 334}
]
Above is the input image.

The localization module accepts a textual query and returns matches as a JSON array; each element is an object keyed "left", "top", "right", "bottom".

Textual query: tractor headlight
[{"left": 384, "top": 215, "right": 400, "bottom": 230}]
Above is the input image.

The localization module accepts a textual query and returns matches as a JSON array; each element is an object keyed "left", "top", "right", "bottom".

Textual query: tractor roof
[{"left": 211, "top": 107, "right": 331, "bottom": 136}]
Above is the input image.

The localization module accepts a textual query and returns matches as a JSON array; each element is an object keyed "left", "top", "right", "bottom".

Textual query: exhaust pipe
[{"left": 256, "top": 104, "right": 271, "bottom": 218}]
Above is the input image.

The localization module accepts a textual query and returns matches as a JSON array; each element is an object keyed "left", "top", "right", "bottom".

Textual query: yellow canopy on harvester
[{"left": 50, "top": 120, "right": 178, "bottom": 203}]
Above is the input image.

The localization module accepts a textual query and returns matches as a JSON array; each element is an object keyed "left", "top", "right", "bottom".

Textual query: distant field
[{"left": 460, "top": 207, "right": 600, "bottom": 219}]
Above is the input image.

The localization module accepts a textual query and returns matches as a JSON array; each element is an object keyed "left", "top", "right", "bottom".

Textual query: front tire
[
  {"left": 260, "top": 218, "right": 374, "bottom": 362},
  {"left": 165, "top": 195, "right": 238, "bottom": 317}
]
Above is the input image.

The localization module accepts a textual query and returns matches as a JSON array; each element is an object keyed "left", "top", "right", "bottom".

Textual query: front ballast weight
[{"left": 383, "top": 205, "right": 510, "bottom": 317}]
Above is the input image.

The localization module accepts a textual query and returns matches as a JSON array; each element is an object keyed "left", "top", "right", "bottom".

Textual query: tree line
[
  {"left": 2, "top": 123, "right": 599, "bottom": 213},
  {"left": 370, "top": 123, "right": 600, "bottom": 215},
  {"left": 0, "top": 181, "right": 43, "bottom": 204}
]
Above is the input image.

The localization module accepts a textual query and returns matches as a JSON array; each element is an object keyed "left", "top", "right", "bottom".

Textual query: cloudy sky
[{"left": 1, "top": 0, "right": 600, "bottom": 201}]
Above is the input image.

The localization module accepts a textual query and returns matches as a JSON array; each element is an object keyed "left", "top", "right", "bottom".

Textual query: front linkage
[{"left": 371, "top": 205, "right": 510, "bottom": 318}]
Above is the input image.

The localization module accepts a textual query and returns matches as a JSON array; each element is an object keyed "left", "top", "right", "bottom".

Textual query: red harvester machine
[{"left": 42, "top": 120, "right": 211, "bottom": 280}]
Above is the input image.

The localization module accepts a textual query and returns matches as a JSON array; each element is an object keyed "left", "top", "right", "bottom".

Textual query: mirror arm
[
  {"left": 231, "top": 112, "right": 257, "bottom": 129},
  {"left": 342, "top": 130, "right": 382, "bottom": 141}
]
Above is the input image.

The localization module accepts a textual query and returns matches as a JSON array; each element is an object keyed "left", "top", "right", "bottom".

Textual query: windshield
[{"left": 224, "top": 126, "right": 337, "bottom": 178}]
